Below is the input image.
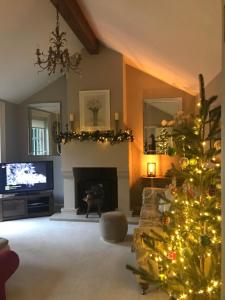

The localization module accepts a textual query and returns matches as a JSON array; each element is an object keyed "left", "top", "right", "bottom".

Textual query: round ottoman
[{"left": 100, "top": 211, "right": 128, "bottom": 243}]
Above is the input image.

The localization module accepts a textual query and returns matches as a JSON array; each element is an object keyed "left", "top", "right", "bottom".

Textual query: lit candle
[
  {"left": 114, "top": 112, "right": 119, "bottom": 121},
  {"left": 147, "top": 162, "right": 156, "bottom": 177},
  {"left": 69, "top": 112, "right": 74, "bottom": 122}
]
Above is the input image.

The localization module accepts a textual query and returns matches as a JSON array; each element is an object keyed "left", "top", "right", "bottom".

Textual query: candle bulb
[
  {"left": 69, "top": 112, "right": 74, "bottom": 122},
  {"left": 114, "top": 112, "right": 119, "bottom": 121}
]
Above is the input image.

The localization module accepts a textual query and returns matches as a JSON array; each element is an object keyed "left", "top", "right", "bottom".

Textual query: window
[
  {"left": 28, "top": 103, "right": 61, "bottom": 156},
  {"left": 29, "top": 109, "right": 50, "bottom": 156},
  {"left": 31, "top": 119, "right": 49, "bottom": 155}
]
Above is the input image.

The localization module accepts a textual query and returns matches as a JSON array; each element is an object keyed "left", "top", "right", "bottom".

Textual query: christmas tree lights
[{"left": 127, "top": 74, "right": 221, "bottom": 300}]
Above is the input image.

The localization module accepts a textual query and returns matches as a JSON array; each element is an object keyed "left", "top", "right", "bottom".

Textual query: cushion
[{"left": 0, "top": 238, "right": 9, "bottom": 253}]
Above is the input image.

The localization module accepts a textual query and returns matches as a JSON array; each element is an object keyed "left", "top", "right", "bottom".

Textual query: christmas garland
[{"left": 55, "top": 129, "right": 134, "bottom": 145}]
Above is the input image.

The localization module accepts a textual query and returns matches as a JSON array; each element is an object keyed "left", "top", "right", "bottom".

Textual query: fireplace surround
[{"left": 52, "top": 141, "right": 131, "bottom": 220}]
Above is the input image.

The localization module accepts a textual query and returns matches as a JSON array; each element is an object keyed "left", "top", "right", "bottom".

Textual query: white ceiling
[
  {"left": 77, "top": 0, "right": 222, "bottom": 95},
  {"left": 0, "top": 0, "right": 222, "bottom": 103}
]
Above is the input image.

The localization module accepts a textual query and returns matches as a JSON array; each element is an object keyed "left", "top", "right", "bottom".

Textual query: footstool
[{"left": 100, "top": 211, "right": 128, "bottom": 243}]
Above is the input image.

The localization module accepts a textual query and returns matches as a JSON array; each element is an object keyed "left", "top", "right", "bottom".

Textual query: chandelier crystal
[{"left": 35, "top": 9, "right": 81, "bottom": 76}]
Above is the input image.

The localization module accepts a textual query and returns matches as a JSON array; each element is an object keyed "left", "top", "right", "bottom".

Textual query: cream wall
[{"left": 125, "top": 65, "right": 196, "bottom": 209}]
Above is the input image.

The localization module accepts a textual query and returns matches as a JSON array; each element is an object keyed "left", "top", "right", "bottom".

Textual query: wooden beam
[{"left": 50, "top": 0, "right": 99, "bottom": 54}]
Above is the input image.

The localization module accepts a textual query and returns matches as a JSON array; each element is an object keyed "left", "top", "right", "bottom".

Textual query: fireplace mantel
[{"left": 53, "top": 141, "right": 131, "bottom": 219}]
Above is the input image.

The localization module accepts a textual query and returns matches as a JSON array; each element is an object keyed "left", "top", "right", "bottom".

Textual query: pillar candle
[
  {"left": 69, "top": 112, "right": 74, "bottom": 122},
  {"left": 114, "top": 112, "right": 119, "bottom": 121}
]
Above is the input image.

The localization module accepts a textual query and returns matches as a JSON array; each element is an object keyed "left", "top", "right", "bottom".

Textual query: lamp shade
[{"left": 147, "top": 162, "right": 156, "bottom": 177}]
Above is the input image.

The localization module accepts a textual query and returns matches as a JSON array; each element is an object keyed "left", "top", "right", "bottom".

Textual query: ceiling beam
[{"left": 50, "top": 0, "right": 99, "bottom": 54}]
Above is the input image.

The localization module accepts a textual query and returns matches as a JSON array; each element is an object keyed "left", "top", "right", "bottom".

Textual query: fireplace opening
[{"left": 73, "top": 168, "right": 118, "bottom": 215}]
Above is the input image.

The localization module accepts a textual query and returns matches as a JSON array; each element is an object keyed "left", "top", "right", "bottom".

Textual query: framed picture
[{"left": 79, "top": 90, "right": 110, "bottom": 131}]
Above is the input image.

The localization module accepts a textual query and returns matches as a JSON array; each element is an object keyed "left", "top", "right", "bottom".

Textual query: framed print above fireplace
[{"left": 79, "top": 90, "right": 110, "bottom": 131}]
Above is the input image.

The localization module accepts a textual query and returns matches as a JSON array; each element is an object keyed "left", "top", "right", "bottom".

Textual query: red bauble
[{"left": 167, "top": 251, "right": 177, "bottom": 260}]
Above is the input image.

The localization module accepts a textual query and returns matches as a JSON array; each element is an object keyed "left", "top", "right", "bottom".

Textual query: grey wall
[
  {"left": 3, "top": 101, "right": 20, "bottom": 162},
  {"left": 205, "top": 69, "right": 224, "bottom": 299},
  {"left": 144, "top": 103, "right": 173, "bottom": 126},
  {"left": 205, "top": 72, "right": 222, "bottom": 107},
  {"left": 10, "top": 47, "right": 124, "bottom": 210},
  {"left": 67, "top": 47, "right": 124, "bottom": 130},
  {"left": 16, "top": 76, "right": 67, "bottom": 208},
  {"left": 204, "top": 2, "right": 223, "bottom": 297}
]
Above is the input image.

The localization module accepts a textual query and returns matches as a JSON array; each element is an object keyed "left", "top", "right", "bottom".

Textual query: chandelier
[{"left": 35, "top": 9, "right": 81, "bottom": 76}]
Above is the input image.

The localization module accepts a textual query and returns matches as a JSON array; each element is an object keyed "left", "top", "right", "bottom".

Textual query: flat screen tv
[{"left": 0, "top": 161, "right": 54, "bottom": 195}]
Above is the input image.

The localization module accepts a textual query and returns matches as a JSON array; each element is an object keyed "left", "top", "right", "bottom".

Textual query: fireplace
[
  {"left": 51, "top": 141, "right": 130, "bottom": 220},
  {"left": 73, "top": 167, "right": 118, "bottom": 214}
]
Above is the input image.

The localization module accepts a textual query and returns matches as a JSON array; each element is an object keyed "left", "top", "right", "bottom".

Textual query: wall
[
  {"left": 10, "top": 46, "right": 198, "bottom": 213},
  {"left": 16, "top": 47, "right": 124, "bottom": 209},
  {"left": 205, "top": 59, "right": 224, "bottom": 300},
  {"left": 0, "top": 101, "right": 6, "bottom": 162},
  {"left": 0, "top": 101, "right": 20, "bottom": 163},
  {"left": 126, "top": 65, "right": 196, "bottom": 209},
  {"left": 4, "top": 101, "right": 20, "bottom": 162},
  {"left": 53, "top": 47, "right": 128, "bottom": 215},
  {"left": 16, "top": 76, "right": 67, "bottom": 207},
  {"left": 205, "top": 72, "right": 223, "bottom": 107},
  {"left": 67, "top": 47, "right": 124, "bottom": 130},
  {"left": 144, "top": 103, "right": 173, "bottom": 126},
  {"left": 204, "top": 1, "right": 224, "bottom": 294}
]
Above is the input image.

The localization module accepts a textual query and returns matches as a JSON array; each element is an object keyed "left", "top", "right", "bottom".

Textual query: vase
[{"left": 92, "top": 110, "right": 98, "bottom": 126}]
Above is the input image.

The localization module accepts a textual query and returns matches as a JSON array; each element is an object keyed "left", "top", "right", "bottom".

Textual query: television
[{"left": 0, "top": 161, "right": 54, "bottom": 195}]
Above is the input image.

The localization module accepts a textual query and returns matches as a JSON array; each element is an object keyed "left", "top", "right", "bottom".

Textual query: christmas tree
[
  {"left": 156, "top": 126, "right": 171, "bottom": 154},
  {"left": 127, "top": 74, "right": 221, "bottom": 300}
]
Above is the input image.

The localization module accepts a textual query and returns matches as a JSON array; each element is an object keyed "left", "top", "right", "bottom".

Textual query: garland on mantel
[{"left": 55, "top": 129, "right": 134, "bottom": 145}]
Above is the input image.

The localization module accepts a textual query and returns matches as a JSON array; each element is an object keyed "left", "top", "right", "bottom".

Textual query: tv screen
[{"left": 0, "top": 161, "right": 54, "bottom": 194}]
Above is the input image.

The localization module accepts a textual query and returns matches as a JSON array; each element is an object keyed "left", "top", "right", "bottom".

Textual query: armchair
[{"left": 0, "top": 250, "right": 19, "bottom": 300}]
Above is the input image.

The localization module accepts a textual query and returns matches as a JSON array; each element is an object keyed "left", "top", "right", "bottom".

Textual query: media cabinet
[{"left": 0, "top": 191, "right": 53, "bottom": 221}]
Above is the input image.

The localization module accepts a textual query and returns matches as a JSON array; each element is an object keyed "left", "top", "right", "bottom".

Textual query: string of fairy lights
[
  {"left": 153, "top": 97, "right": 221, "bottom": 299},
  {"left": 128, "top": 75, "right": 221, "bottom": 300},
  {"left": 55, "top": 129, "right": 134, "bottom": 145}
]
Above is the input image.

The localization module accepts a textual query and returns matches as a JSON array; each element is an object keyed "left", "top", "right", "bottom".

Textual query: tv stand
[
  {"left": 15, "top": 191, "right": 41, "bottom": 196},
  {"left": 0, "top": 191, "right": 53, "bottom": 221}
]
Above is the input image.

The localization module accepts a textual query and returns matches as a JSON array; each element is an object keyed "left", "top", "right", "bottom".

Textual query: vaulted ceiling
[
  {"left": 0, "top": 0, "right": 222, "bottom": 103},
  {"left": 0, "top": 0, "right": 82, "bottom": 103},
  {"left": 77, "top": 0, "right": 222, "bottom": 95}
]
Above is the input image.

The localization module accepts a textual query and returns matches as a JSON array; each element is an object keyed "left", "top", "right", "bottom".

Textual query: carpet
[
  {"left": 0, "top": 217, "right": 168, "bottom": 300},
  {"left": 50, "top": 213, "right": 139, "bottom": 224}
]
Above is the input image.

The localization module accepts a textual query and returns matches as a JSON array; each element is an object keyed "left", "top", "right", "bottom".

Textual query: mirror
[
  {"left": 143, "top": 97, "right": 182, "bottom": 154},
  {"left": 28, "top": 102, "right": 61, "bottom": 156}
]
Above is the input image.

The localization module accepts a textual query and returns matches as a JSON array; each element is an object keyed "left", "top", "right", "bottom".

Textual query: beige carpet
[{"left": 0, "top": 217, "right": 168, "bottom": 300}]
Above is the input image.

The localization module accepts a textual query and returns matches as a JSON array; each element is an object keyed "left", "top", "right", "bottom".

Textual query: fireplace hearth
[{"left": 73, "top": 167, "right": 118, "bottom": 215}]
